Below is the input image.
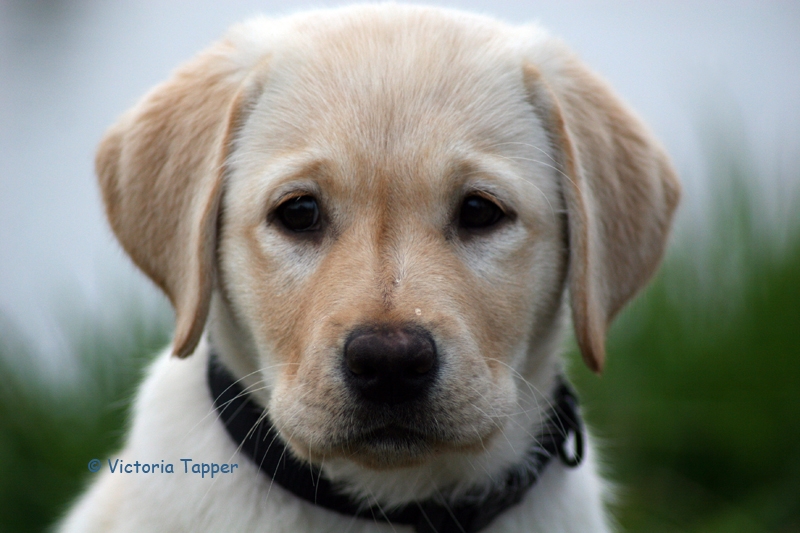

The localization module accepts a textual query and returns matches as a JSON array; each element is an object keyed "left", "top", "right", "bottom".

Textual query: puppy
[{"left": 60, "top": 5, "right": 679, "bottom": 532}]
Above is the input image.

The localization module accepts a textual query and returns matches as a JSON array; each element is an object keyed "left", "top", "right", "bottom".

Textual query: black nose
[{"left": 343, "top": 326, "right": 438, "bottom": 404}]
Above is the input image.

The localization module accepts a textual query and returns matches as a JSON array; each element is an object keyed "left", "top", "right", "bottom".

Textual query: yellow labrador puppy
[{"left": 60, "top": 5, "right": 679, "bottom": 532}]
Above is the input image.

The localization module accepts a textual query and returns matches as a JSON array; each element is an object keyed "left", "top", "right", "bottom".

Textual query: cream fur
[{"left": 60, "top": 4, "right": 679, "bottom": 532}]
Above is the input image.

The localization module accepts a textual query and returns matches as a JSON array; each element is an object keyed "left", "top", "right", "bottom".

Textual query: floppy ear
[
  {"left": 96, "top": 39, "right": 262, "bottom": 358},
  {"left": 523, "top": 51, "right": 680, "bottom": 373}
]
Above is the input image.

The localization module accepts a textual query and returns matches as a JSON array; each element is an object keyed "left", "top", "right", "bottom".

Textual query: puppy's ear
[
  {"left": 97, "top": 39, "right": 263, "bottom": 358},
  {"left": 523, "top": 53, "right": 680, "bottom": 373}
]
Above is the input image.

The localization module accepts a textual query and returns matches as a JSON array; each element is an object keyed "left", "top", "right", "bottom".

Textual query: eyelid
[
  {"left": 273, "top": 188, "right": 318, "bottom": 207},
  {"left": 265, "top": 182, "right": 319, "bottom": 218},
  {"left": 261, "top": 155, "right": 328, "bottom": 207},
  {"left": 464, "top": 188, "right": 512, "bottom": 217},
  {"left": 453, "top": 154, "right": 528, "bottom": 216},
  {"left": 265, "top": 191, "right": 316, "bottom": 227}
]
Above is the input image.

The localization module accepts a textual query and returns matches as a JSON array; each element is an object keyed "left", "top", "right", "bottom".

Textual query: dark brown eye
[
  {"left": 459, "top": 195, "right": 504, "bottom": 229},
  {"left": 276, "top": 195, "right": 320, "bottom": 232}
]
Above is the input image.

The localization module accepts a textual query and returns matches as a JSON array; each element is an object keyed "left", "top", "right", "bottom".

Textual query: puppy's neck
[{"left": 206, "top": 294, "right": 267, "bottom": 404}]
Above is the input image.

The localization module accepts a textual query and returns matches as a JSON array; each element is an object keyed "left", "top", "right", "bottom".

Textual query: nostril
[
  {"left": 345, "top": 355, "right": 371, "bottom": 376},
  {"left": 343, "top": 325, "right": 438, "bottom": 404},
  {"left": 413, "top": 358, "right": 433, "bottom": 375},
  {"left": 407, "top": 346, "right": 435, "bottom": 375}
]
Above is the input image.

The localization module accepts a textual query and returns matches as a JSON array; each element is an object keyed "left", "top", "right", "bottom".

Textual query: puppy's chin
[
  {"left": 288, "top": 427, "right": 496, "bottom": 470},
  {"left": 286, "top": 431, "right": 431, "bottom": 469},
  {"left": 345, "top": 430, "right": 437, "bottom": 470}
]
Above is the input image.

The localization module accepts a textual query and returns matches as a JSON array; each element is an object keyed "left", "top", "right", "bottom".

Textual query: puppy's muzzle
[{"left": 343, "top": 325, "right": 438, "bottom": 405}]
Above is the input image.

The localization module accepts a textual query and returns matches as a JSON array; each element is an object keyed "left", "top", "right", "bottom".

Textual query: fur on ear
[
  {"left": 523, "top": 53, "right": 681, "bottom": 373},
  {"left": 96, "top": 39, "right": 264, "bottom": 358}
]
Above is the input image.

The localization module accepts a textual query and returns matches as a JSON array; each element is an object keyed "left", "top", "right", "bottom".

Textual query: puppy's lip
[
  {"left": 331, "top": 423, "right": 436, "bottom": 452},
  {"left": 356, "top": 424, "right": 428, "bottom": 443},
  {"left": 343, "top": 421, "right": 489, "bottom": 450},
  {"left": 289, "top": 420, "right": 501, "bottom": 468}
]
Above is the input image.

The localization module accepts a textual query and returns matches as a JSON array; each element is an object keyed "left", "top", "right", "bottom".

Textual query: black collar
[{"left": 207, "top": 354, "right": 584, "bottom": 533}]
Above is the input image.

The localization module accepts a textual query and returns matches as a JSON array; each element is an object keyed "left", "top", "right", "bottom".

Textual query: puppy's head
[{"left": 97, "top": 6, "right": 679, "bottom": 469}]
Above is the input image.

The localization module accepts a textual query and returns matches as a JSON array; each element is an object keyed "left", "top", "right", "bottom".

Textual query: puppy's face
[
  {"left": 219, "top": 30, "right": 566, "bottom": 468},
  {"left": 96, "top": 6, "right": 679, "bottom": 473}
]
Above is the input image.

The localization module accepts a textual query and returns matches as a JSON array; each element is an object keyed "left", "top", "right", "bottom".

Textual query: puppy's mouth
[
  {"left": 333, "top": 424, "right": 438, "bottom": 468},
  {"left": 288, "top": 410, "right": 497, "bottom": 469},
  {"left": 359, "top": 424, "right": 425, "bottom": 442}
]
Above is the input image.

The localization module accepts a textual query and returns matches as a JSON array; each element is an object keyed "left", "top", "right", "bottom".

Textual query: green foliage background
[
  {"left": 567, "top": 135, "right": 800, "bottom": 532},
  {"left": 570, "top": 230, "right": 800, "bottom": 532},
  {"left": 0, "top": 149, "right": 798, "bottom": 531}
]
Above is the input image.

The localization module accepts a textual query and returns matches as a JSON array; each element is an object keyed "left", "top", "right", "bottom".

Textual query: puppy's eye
[
  {"left": 459, "top": 195, "right": 504, "bottom": 230},
  {"left": 276, "top": 195, "right": 320, "bottom": 232}
]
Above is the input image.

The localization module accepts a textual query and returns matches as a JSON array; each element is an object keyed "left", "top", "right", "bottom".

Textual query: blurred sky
[{"left": 1, "top": 0, "right": 799, "bottom": 358}]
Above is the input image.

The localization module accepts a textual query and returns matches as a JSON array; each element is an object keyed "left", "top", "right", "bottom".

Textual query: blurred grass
[
  {"left": 0, "top": 297, "right": 171, "bottom": 532},
  {"left": 569, "top": 237, "right": 800, "bottom": 532},
  {"left": 0, "top": 148, "right": 798, "bottom": 532},
  {"left": 568, "top": 145, "right": 800, "bottom": 530}
]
